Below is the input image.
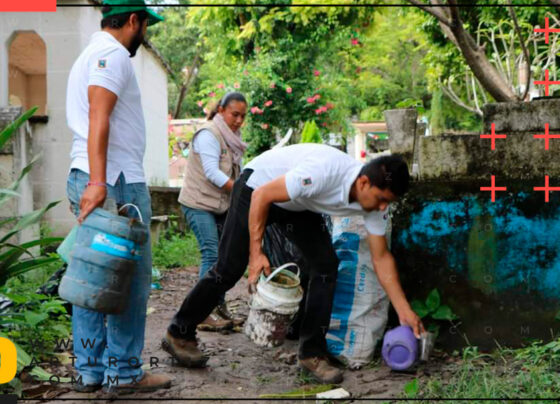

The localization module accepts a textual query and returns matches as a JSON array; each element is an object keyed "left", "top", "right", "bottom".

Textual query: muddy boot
[
  {"left": 161, "top": 331, "right": 208, "bottom": 368},
  {"left": 215, "top": 303, "right": 245, "bottom": 326},
  {"left": 197, "top": 309, "right": 233, "bottom": 331},
  {"left": 103, "top": 371, "right": 172, "bottom": 395},
  {"left": 298, "top": 357, "right": 343, "bottom": 384}
]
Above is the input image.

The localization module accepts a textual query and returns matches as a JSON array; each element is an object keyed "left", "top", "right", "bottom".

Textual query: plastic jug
[
  {"left": 382, "top": 325, "right": 419, "bottom": 370},
  {"left": 58, "top": 204, "right": 148, "bottom": 314}
]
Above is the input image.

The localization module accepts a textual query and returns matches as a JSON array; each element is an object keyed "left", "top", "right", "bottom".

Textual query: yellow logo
[{"left": 0, "top": 337, "right": 17, "bottom": 383}]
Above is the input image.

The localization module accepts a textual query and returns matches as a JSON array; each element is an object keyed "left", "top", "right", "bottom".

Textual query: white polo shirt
[
  {"left": 245, "top": 144, "right": 389, "bottom": 236},
  {"left": 66, "top": 31, "right": 146, "bottom": 185}
]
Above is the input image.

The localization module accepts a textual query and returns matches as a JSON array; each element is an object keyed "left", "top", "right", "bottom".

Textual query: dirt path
[{"left": 37, "top": 266, "right": 452, "bottom": 403}]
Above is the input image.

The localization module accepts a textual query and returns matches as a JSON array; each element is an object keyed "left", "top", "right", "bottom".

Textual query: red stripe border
[{"left": 0, "top": 0, "right": 57, "bottom": 12}]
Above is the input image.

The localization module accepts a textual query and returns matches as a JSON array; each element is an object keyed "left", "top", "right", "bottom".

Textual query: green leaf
[
  {"left": 0, "top": 313, "right": 26, "bottom": 325},
  {"left": 51, "top": 324, "right": 69, "bottom": 335},
  {"left": 259, "top": 384, "right": 335, "bottom": 399},
  {"left": 427, "top": 323, "right": 440, "bottom": 335},
  {"left": 0, "top": 256, "right": 61, "bottom": 285},
  {"left": 411, "top": 299, "right": 430, "bottom": 319},
  {"left": 29, "top": 366, "right": 71, "bottom": 383},
  {"left": 0, "top": 237, "right": 63, "bottom": 272},
  {"left": 432, "top": 305, "right": 457, "bottom": 321},
  {"left": 0, "top": 200, "right": 60, "bottom": 244},
  {"left": 0, "top": 153, "right": 41, "bottom": 210},
  {"left": 425, "top": 288, "right": 441, "bottom": 312},
  {"left": 0, "top": 217, "right": 18, "bottom": 229},
  {"left": 24, "top": 311, "right": 49, "bottom": 327},
  {"left": 0, "top": 332, "right": 32, "bottom": 371},
  {"left": 404, "top": 378, "right": 419, "bottom": 397},
  {"left": 555, "top": 310, "right": 560, "bottom": 321},
  {"left": 0, "top": 189, "right": 20, "bottom": 197},
  {"left": 0, "top": 106, "right": 38, "bottom": 150},
  {"left": 8, "top": 377, "right": 22, "bottom": 397}
]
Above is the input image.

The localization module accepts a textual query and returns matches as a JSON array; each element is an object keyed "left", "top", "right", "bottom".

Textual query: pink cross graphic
[
  {"left": 480, "top": 175, "right": 507, "bottom": 202},
  {"left": 533, "top": 175, "right": 560, "bottom": 203},
  {"left": 534, "top": 69, "right": 560, "bottom": 96},
  {"left": 534, "top": 17, "right": 560, "bottom": 44},
  {"left": 480, "top": 123, "right": 507, "bottom": 150},
  {"left": 533, "top": 123, "right": 560, "bottom": 150}
]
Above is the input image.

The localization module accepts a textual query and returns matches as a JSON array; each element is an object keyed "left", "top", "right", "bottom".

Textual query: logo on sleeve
[
  {"left": 98, "top": 59, "right": 107, "bottom": 69},
  {"left": 302, "top": 178, "right": 312, "bottom": 186}
]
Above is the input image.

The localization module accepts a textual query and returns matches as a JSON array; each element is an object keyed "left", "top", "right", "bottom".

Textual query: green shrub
[
  {"left": 300, "top": 120, "right": 322, "bottom": 144},
  {"left": 153, "top": 226, "right": 200, "bottom": 269}
]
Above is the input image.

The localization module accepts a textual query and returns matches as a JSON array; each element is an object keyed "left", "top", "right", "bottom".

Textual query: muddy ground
[{"left": 25, "top": 266, "right": 456, "bottom": 403}]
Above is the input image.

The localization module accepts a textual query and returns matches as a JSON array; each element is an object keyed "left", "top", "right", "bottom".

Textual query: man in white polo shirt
[
  {"left": 66, "top": 0, "right": 171, "bottom": 394},
  {"left": 164, "top": 143, "right": 425, "bottom": 384}
]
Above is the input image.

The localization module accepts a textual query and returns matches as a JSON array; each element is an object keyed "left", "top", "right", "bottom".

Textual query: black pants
[{"left": 168, "top": 169, "right": 339, "bottom": 359}]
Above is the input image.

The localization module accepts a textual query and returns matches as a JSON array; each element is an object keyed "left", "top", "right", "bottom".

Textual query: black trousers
[{"left": 168, "top": 169, "right": 339, "bottom": 359}]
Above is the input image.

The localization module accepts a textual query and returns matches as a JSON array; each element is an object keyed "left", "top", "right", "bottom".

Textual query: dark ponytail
[{"left": 207, "top": 91, "right": 247, "bottom": 120}]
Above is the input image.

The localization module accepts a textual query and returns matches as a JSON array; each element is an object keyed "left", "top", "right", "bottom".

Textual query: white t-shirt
[
  {"left": 245, "top": 144, "right": 389, "bottom": 235},
  {"left": 66, "top": 31, "right": 146, "bottom": 185}
]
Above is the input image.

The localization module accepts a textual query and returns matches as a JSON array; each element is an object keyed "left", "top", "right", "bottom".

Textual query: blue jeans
[
  {"left": 181, "top": 205, "right": 226, "bottom": 304},
  {"left": 66, "top": 169, "right": 152, "bottom": 386}
]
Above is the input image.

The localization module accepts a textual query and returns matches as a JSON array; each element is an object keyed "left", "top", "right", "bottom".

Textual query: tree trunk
[
  {"left": 408, "top": 0, "right": 518, "bottom": 102},
  {"left": 173, "top": 48, "right": 201, "bottom": 119},
  {"left": 448, "top": 16, "right": 517, "bottom": 102},
  {"left": 173, "top": 84, "right": 187, "bottom": 119}
]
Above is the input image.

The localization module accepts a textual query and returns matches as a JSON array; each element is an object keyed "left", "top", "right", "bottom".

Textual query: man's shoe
[
  {"left": 298, "top": 357, "right": 343, "bottom": 384},
  {"left": 102, "top": 372, "right": 172, "bottom": 395},
  {"left": 161, "top": 331, "right": 208, "bottom": 368},
  {"left": 72, "top": 380, "right": 102, "bottom": 393},
  {"left": 215, "top": 303, "right": 244, "bottom": 326},
  {"left": 197, "top": 309, "right": 233, "bottom": 331}
]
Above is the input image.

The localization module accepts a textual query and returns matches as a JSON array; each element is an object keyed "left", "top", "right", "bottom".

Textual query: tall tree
[
  {"left": 148, "top": 5, "right": 202, "bottom": 118},
  {"left": 407, "top": 0, "right": 559, "bottom": 105}
]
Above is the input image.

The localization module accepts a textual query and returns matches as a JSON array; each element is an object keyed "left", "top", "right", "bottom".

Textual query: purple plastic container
[{"left": 382, "top": 325, "right": 418, "bottom": 370}]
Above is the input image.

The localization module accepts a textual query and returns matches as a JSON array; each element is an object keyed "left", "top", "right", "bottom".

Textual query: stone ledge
[
  {"left": 419, "top": 133, "right": 560, "bottom": 181},
  {"left": 482, "top": 99, "right": 560, "bottom": 133}
]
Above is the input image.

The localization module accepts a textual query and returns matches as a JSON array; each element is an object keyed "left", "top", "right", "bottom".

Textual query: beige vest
[{"left": 178, "top": 122, "right": 240, "bottom": 214}]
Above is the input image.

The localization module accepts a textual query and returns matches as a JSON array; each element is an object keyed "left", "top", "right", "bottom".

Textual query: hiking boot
[
  {"left": 72, "top": 380, "right": 102, "bottom": 393},
  {"left": 102, "top": 371, "right": 172, "bottom": 395},
  {"left": 215, "top": 303, "right": 245, "bottom": 326},
  {"left": 161, "top": 331, "right": 208, "bottom": 368},
  {"left": 298, "top": 357, "right": 343, "bottom": 384},
  {"left": 197, "top": 309, "right": 233, "bottom": 331}
]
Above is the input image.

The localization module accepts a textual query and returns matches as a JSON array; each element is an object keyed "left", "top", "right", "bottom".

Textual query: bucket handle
[
  {"left": 264, "top": 262, "right": 300, "bottom": 284},
  {"left": 118, "top": 203, "right": 144, "bottom": 223}
]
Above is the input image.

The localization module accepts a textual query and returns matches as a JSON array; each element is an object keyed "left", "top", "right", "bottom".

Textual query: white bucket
[{"left": 244, "top": 263, "right": 303, "bottom": 347}]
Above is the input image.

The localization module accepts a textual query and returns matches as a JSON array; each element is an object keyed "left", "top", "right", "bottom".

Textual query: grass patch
[
  {"left": 152, "top": 226, "right": 200, "bottom": 269},
  {"left": 402, "top": 341, "right": 560, "bottom": 401}
]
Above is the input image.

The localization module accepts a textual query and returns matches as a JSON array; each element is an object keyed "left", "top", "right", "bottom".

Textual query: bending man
[{"left": 163, "top": 143, "right": 424, "bottom": 383}]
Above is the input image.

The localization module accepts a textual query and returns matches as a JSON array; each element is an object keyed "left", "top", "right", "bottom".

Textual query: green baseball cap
[{"left": 102, "top": 0, "right": 164, "bottom": 26}]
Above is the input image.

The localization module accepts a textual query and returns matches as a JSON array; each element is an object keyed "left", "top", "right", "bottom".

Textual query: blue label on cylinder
[{"left": 90, "top": 232, "right": 140, "bottom": 260}]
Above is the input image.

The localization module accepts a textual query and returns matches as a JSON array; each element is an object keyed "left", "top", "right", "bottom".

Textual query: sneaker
[
  {"left": 102, "top": 371, "right": 172, "bottom": 395},
  {"left": 215, "top": 303, "right": 245, "bottom": 326},
  {"left": 161, "top": 331, "right": 208, "bottom": 368},
  {"left": 197, "top": 309, "right": 233, "bottom": 331},
  {"left": 72, "top": 380, "right": 102, "bottom": 393},
  {"left": 298, "top": 357, "right": 343, "bottom": 384}
]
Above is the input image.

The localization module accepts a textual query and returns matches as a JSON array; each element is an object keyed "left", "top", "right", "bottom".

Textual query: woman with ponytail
[{"left": 177, "top": 92, "right": 248, "bottom": 330}]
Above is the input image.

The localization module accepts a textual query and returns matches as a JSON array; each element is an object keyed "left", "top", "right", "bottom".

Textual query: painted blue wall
[{"left": 392, "top": 183, "right": 560, "bottom": 349}]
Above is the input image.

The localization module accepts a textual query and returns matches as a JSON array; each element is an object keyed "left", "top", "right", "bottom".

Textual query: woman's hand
[
  {"left": 398, "top": 308, "right": 425, "bottom": 338},
  {"left": 247, "top": 251, "right": 271, "bottom": 293}
]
